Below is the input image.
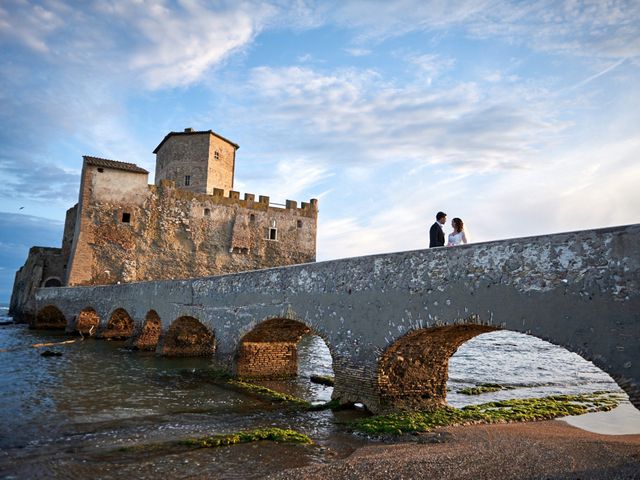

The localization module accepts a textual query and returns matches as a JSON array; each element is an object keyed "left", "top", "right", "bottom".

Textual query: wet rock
[{"left": 41, "top": 350, "right": 63, "bottom": 357}]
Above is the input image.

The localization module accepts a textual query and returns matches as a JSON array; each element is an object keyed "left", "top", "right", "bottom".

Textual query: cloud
[
  {"left": 0, "top": 1, "right": 277, "bottom": 89},
  {"left": 245, "top": 65, "right": 562, "bottom": 172},
  {"left": 330, "top": 0, "right": 640, "bottom": 61}
]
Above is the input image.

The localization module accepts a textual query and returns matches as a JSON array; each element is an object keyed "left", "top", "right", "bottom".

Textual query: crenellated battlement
[
  {"left": 155, "top": 180, "right": 318, "bottom": 217},
  {"left": 11, "top": 127, "right": 319, "bottom": 322}
]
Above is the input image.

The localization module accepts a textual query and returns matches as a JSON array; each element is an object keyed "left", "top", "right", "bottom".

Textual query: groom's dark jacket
[{"left": 429, "top": 222, "right": 445, "bottom": 248}]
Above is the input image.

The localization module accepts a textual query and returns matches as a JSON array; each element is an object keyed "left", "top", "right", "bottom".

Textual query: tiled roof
[
  {"left": 83, "top": 156, "right": 149, "bottom": 174},
  {"left": 152, "top": 129, "right": 240, "bottom": 153}
]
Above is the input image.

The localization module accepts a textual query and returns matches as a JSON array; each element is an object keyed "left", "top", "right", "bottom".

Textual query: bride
[{"left": 447, "top": 217, "right": 469, "bottom": 246}]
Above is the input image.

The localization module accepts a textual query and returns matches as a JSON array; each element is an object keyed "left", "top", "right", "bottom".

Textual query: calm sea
[{"left": 0, "top": 304, "right": 637, "bottom": 478}]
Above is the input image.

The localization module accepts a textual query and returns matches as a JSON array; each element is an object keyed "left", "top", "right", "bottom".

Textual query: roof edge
[
  {"left": 152, "top": 130, "right": 240, "bottom": 154},
  {"left": 83, "top": 156, "right": 149, "bottom": 174}
]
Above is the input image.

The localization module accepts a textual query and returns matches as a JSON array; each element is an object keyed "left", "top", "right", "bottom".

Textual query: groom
[{"left": 429, "top": 211, "right": 447, "bottom": 248}]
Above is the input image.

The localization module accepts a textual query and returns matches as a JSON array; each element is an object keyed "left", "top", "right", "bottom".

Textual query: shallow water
[{"left": 0, "top": 305, "right": 638, "bottom": 478}]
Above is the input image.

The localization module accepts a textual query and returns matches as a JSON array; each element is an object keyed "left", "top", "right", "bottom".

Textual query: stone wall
[
  {"left": 66, "top": 170, "right": 317, "bottom": 286},
  {"left": 9, "top": 247, "right": 66, "bottom": 322},
  {"left": 35, "top": 224, "right": 640, "bottom": 413},
  {"left": 154, "top": 130, "right": 237, "bottom": 195}
]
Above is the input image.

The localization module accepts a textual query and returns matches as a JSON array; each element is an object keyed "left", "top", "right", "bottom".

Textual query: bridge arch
[
  {"left": 161, "top": 316, "right": 215, "bottom": 356},
  {"left": 235, "top": 317, "right": 333, "bottom": 379},
  {"left": 132, "top": 310, "right": 162, "bottom": 351},
  {"left": 100, "top": 308, "right": 134, "bottom": 340},
  {"left": 376, "top": 323, "right": 498, "bottom": 411},
  {"left": 34, "top": 305, "right": 66, "bottom": 330},
  {"left": 75, "top": 307, "right": 100, "bottom": 336}
]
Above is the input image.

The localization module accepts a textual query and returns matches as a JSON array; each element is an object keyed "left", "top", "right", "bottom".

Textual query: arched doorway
[
  {"left": 75, "top": 307, "right": 100, "bottom": 336},
  {"left": 133, "top": 310, "right": 161, "bottom": 351},
  {"left": 236, "top": 318, "right": 322, "bottom": 379},
  {"left": 376, "top": 323, "right": 497, "bottom": 411},
  {"left": 43, "top": 277, "right": 62, "bottom": 287},
  {"left": 101, "top": 308, "right": 134, "bottom": 340},
  {"left": 34, "top": 305, "right": 66, "bottom": 330},
  {"left": 162, "top": 316, "right": 214, "bottom": 356}
]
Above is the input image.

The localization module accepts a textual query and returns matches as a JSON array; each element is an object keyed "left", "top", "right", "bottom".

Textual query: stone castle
[{"left": 10, "top": 128, "right": 318, "bottom": 321}]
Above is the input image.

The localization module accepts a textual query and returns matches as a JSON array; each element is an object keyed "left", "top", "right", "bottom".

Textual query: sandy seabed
[{"left": 270, "top": 420, "right": 640, "bottom": 480}]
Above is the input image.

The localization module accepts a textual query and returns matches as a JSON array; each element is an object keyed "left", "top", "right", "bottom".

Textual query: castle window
[
  {"left": 122, "top": 212, "right": 131, "bottom": 223},
  {"left": 297, "top": 220, "right": 303, "bottom": 228},
  {"left": 250, "top": 214, "right": 255, "bottom": 223},
  {"left": 204, "top": 208, "right": 210, "bottom": 217},
  {"left": 268, "top": 227, "right": 277, "bottom": 241},
  {"left": 97, "top": 168, "right": 104, "bottom": 173},
  {"left": 184, "top": 175, "right": 191, "bottom": 186},
  {"left": 214, "top": 150, "right": 220, "bottom": 160}
]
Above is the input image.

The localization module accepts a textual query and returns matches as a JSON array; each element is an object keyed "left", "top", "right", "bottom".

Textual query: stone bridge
[{"left": 34, "top": 224, "right": 640, "bottom": 413}]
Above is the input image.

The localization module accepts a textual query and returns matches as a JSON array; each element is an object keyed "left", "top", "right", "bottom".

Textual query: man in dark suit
[{"left": 429, "top": 211, "right": 447, "bottom": 247}]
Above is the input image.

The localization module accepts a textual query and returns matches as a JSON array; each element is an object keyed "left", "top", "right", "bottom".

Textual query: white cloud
[
  {"left": 126, "top": 1, "right": 274, "bottom": 89},
  {"left": 235, "top": 157, "right": 333, "bottom": 203},
  {"left": 246, "top": 65, "right": 562, "bottom": 172},
  {"left": 330, "top": 0, "right": 640, "bottom": 61}
]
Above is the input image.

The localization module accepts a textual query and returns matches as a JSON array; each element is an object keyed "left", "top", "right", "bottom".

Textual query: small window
[
  {"left": 250, "top": 214, "right": 255, "bottom": 223},
  {"left": 268, "top": 227, "right": 277, "bottom": 240},
  {"left": 204, "top": 208, "right": 210, "bottom": 217},
  {"left": 297, "top": 220, "right": 303, "bottom": 228},
  {"left": 97, "top": 167, "right": 104, "bottom": 173},
  {"left": 122, "top": 212, "right": 131, "bottom": 223},
  {"left": 185, "top": 175, "right": 191, "bottom": 186},
  {"left": 214, "top": 150, "right": 220, "bottom": 160}
]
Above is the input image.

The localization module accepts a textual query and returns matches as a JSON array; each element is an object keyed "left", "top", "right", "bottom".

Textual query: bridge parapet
[{"left": 35, "top": 224, "right": 640, "bottom": 413}]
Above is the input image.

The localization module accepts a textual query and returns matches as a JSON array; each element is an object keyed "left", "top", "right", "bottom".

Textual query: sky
[{"left": 0, "top": 0, "right": 639, "bottom": 302}]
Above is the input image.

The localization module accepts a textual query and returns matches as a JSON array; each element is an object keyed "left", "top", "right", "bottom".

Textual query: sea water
[{"left": 0, "top": 304, "right": 637, "bottom": 478}]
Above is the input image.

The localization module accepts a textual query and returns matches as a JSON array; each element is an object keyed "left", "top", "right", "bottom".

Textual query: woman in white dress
[{"left": 447, "top": 217, "right": 468, "bottom": 246}]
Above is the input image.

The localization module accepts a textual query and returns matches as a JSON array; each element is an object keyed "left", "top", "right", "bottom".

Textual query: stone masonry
[
  {"left": 34, "top": 224, "right": 640, "bottom": 414},
  {"left": 10, "top": 128, "right": 318, "bottom": 321}
]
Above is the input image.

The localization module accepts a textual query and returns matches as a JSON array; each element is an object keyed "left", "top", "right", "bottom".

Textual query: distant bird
[{"left": 19, "top": 206, "right": 24, "bottom": 210}]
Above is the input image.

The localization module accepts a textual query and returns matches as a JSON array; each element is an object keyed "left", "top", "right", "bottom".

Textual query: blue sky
[{"left": 1, "top": 0, "right": 639, "bottom": 301}]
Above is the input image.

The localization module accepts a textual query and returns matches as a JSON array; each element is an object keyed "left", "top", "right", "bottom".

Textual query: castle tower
[{"left": 153, "top": 128, "right": 240, "bottom": 195}]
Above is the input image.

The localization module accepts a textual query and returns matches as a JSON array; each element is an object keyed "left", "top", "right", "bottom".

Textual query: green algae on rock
[
  {"left": 352, "top": 392, "right": 624, "bottom": 435},
  {"left": 227, "top": 380, "right": 311, "bottom": 407},
  {"left": 458, "top": 383, "right": 515, "bottom": 395},
  {"left": 179, "top": 428, "right": 313, "bottom": 448}
]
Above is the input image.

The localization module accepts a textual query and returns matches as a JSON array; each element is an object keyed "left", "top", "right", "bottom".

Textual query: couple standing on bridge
[{"left": 429, "top": 211, "right": 469, "bottom": 248}]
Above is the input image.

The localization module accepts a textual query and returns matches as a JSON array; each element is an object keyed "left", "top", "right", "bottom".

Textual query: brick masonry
[{"left": 34, "top": 224, "right": 640, "bottom": 413}]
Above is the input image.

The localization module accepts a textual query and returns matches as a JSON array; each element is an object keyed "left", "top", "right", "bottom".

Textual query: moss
[
  {"left": 227, "top": 380, "right": 311, "bottom": 407},
  {"left": 310, "top": 374, "right": 335, "bottom": 387},
  {"left": 179, "top": 428, "right": 313, "bottom": 448},
  {"left": 351, "top": 392, "right": 622, "bottom": 435},
  {"left": 118, "top": 428, "right": 313, "bottom": 453},
  {"left": 458, "top": 383, "right": 515, "bottom": 395}
]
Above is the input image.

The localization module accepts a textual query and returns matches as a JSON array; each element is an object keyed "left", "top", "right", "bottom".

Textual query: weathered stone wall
[
  {"left": 35, "top": 224, "right": 640, "bottom": 413},
  {"left": 67, "top": 172, "right": 317, "bottom": 286},
  {"left": 9, "top": 247, "right": 66, "bottom": 322},
  {"left": 154, "top": 131, "right": 236, "bottom": 195}
]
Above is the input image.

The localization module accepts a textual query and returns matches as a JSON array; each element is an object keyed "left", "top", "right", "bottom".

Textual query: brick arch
[
  {"left": 376, "top": 323, "right": 498, "bottom": 412},
  {"left": 236, "top": 318, "right": 331, "bottom": 379},
  {"left": 75, "top": 307, "right": 100, "bottom": 336},
  {"left": 162, "top": 316, "right": 215, "bottom": 357},
  {"left": 101, "top": 308, "right": 134, "bottom": 340},
  {"left": 34, "top": 305, "right": 66, "bottom": 330},
  {"left": 133, "top": 310, "right": 162, "bottom": 351}
]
